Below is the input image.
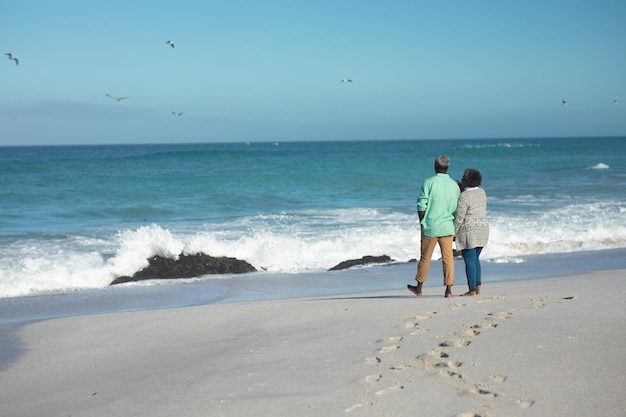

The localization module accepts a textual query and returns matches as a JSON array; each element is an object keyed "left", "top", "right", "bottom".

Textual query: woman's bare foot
[
  {"left": 476, "top": 285, "right": 482, "bottom": 294},
  {"left": 444, "top": 285, "right": 453, "bottom": 298},
  {"left": 460, "top": 291, "right": 477, "bottom": 297}
]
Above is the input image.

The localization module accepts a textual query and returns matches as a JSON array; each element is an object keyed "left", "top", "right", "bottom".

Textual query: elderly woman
[{"left": 454, "top": 168, "right": 489, "bottom": 296}]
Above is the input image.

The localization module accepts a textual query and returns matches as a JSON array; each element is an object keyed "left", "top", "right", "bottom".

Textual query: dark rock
[
  {"left": 328, "top": 255, "right": 393, "bottom": 271},
  {"left": 111, "top": 253, "right": 256, "bottom": 285}
]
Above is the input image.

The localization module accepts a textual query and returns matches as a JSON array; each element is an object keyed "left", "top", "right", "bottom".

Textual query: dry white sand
[{"left": 1, "top": 270, "right": 625, "bottom": 417}]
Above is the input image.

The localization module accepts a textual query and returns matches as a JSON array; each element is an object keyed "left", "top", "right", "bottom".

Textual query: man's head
[{"left": 434, "top": 155, "right": 450, "bottom": 173}]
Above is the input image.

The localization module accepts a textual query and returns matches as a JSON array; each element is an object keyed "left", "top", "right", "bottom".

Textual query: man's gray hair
[{"left": 435, "top": 155, "right": 450, "bottom": 170}]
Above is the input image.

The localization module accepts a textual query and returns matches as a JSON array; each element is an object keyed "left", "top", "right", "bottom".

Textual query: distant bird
[
  {"left": 561, "top": 99, "right": 568, "bottom": 106},
  {"left": 166, "top": 40, "right": 175, "bottom": 48},
  {"left": 106, "top": 94, "right": 128, "bottom": 102},
  {"left": 340, "top": 78, "right": 352, "bottom": 83},
  {"left": 613, "top": 100, "right": 619, "bottom": 105},
  {"left": 171, "top": 111, "right": 183, "bottom": 117},
  {"left": 5, "top": 53, "right": 18, "bottom": 66}
]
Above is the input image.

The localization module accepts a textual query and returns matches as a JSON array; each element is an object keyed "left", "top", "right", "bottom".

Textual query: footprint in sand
[
  {"left": 419, "top": 349, "right": 449, "bottom": 361},
  {"left": 417, "top": 348, "right": 449, "bottom": 364},
  {"left": 409, "top": 327, "right": 431, "bottom": 336},
  {"left": 465, "top": 328, "right": 481, "bottom": 336},
  {"left": 390, "top": 364, "right": 413, "bottom": 371},
  {"left": 374, "top": 384, "right": 404, "bottom": 396},
  {"left": 365, "top": 356, "right": 381, "bottom": 365},
  {"left": 380, "top": 336, "right": 403, "bottom": 343},
  {"left": 364, "top": 374, "right": 382, "bottom": 384},
  {"left": 344, "top": 401, "right": 370, "bottom": 413},
  {"left": 439, "top": 339, "right": 471, "bottom": 348},
  {"left": 487, "top": 311, "right": 514, "bottom": 321},
  {"left": 378, "top": 344, "right": 400, "bottom": 354},
  {"left": 469, "top": 385, "right": 498, "bottom": 398},
  {"left": 434, "top": 360, "right": 463, "bottom": 370},
  {"left": 463, "top": 324, "right": 482, "bottom": 336},
  {"left": 489, "top": 374, "right": 507, "bottom": 383},
  {"left": 475, "top": 295, "right": 507, "bottom": 304},
  {"left": 517, "top": 398, "right": 535, "bottom": 408},
  {"left": 404, "top": 311, "right": 436, "bottom": 328}
]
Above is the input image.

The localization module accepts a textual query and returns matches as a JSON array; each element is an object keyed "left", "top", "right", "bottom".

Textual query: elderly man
[{"left": 407, "top": 155, "right": 460, "bottom": 298}]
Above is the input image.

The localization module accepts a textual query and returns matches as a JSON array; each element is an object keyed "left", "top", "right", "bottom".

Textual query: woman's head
[{"left": 463, "top": 168, "right": 482, "bottom": 187}]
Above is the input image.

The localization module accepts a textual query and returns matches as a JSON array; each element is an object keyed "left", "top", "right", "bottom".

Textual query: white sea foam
[
  {"left": 109, "top": 225, "right": 185, "bottom": 276},
  {"left": 460, "top": 142, "right": 540, "bottom": 149},
  {"left": 588, "top": 162, "right": 609, "bottom": 170},
  {"left": 1, "top": 203, "right": 625, "bottom": 298},
  {"left": 0, "top": 236, "right": 114, "bottom": 298},
  {"left": 186, "top": 209, "right": 421, "bottom": 273}
]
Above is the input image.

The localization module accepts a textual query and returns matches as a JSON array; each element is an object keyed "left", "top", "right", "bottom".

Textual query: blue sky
[{"left": 2, "top": 0, "right": 625, "bottom": 146}]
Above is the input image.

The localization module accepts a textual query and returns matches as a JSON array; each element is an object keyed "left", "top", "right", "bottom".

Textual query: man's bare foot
[
  {"left": 444, "top": 285, "right": 453, "bottom": 298},
  {"left": 476, "top": 285, "right": 482, "bottom": 294},
  {"left": 407, "top": 284, "right": 422, "bottom": 297},
  {"left": 460, "top": 291, "right": 477, "bottom": 296}
]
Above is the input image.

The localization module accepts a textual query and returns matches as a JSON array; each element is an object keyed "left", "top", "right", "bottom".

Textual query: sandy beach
[{"left": 1, "top": 269, "right": 625, "bottom": 417}]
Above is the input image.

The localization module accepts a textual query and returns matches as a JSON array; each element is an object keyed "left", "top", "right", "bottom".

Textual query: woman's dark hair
[{"left": 463, "top": 168, "right": 482, "bottom": 187}]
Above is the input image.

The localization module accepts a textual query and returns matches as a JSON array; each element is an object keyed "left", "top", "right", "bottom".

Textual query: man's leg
[
  {"left": 417, "top": 232, "right": 438, "bottom": 283},
  {"left": 408, "top": 231, "right": 437, "bottom": 296},
  {"left": 439, "top": 235, "right": 455, "bottom": 297}
]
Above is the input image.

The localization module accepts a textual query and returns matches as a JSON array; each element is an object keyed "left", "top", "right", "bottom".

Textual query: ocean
[{"left": 1, "top": 137, "right": 625, "bottom": 316}]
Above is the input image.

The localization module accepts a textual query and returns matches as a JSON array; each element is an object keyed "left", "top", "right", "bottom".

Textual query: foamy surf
[
  {"left": 1, "top": 200, "right": 626, "bottom": 297},
  {"left": 589, "top": 162, "right": 609, "bottom": 169}
]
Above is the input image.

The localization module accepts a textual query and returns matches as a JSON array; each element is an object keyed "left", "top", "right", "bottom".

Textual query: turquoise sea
[{"left": 1, "top": 137, "right": 625, "bottom": 320}]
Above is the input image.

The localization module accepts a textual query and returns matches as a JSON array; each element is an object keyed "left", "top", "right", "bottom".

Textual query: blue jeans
[{"left": 461, "top": 247, "right": 483, "bottom": 291}]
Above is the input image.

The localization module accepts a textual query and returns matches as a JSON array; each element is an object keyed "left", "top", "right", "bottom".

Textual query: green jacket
[{"left": 417, "top": 173, "right": 460, "bottom": 237}]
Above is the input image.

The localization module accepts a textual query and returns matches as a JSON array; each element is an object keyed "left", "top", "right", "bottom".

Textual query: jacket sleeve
[
  {"left": 454, "top": 193, "right": 467, "bottom": 235},
  {"left": 417, "top": 182, "right": 429, "bottom": 212}
]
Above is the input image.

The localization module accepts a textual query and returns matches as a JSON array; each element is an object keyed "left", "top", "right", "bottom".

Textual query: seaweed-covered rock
[
  {"left": 111, "top": 253, "right": 256, "bottom": 285},
  {"left": 328, "top": 255, "right": 393, "bottom": 271}
]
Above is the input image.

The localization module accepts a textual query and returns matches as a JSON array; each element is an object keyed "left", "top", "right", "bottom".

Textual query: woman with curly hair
[{"left": 455, "top": 168, "right": 489, "bottom": 296}]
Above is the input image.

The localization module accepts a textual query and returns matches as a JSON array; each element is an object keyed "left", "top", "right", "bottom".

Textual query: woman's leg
[
  {"left": 461, "top": 248, "right": 478, "bottom": 295},
  {"left": 475, "top": 247, "right": 483, "bottom": 287}
]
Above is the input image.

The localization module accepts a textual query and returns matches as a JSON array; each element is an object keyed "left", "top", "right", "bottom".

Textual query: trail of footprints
[{"left": 343, "top": 296, "right": 564, "bottom": 415}]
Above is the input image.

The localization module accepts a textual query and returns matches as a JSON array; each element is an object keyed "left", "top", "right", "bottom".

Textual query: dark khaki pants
[{"left": 416, "top": 231, "right": 455, "bottom": 286}]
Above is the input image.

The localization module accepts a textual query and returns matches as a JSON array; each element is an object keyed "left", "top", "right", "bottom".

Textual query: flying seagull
[
  {"left": 561, "top": 99, "right": 568, "bottom": 106},
  {"left": 340, "top": 78, "right": 352, "bottom": 83},
  {"left": 5, "top": 53, "right": 18, "bottom": 66},
  {"left": 613, "top": 100, "right": 619, "bottom": 105},
  {"left": 106, "top": 94, "right": 128, "bottom": 102},
  {"left": 171, "top": 111, "right": 183, "bottom": 117},
  {"left": 166, "top": 40, "right": 175, "bottom": 48}
]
